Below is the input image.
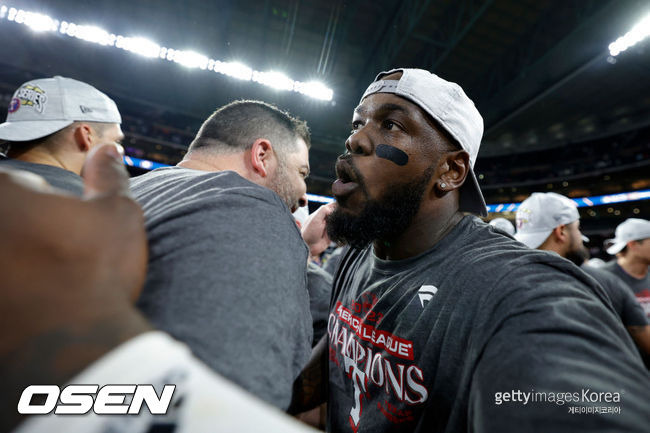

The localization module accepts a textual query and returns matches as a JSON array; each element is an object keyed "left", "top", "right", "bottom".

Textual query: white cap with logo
[
  {"left": 605, "top": 218, "right": 650, "bottom": 255},
  {"left": 514, "top": 192, "right": 585, "bottom": 249},
  {"left": 361, "top": 68, "right": 487, "bottom": 217},
  {"left": 0, "top": 76, "right": 121, "bottom": 142}
]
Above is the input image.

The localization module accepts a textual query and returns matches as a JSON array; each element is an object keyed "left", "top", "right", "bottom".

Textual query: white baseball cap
[
  {"left": 514, "top": 192, "right": 585, "bottom": 249},
  {"left": 0, "top": 76, "right": 121, "bottom": 142},
  {"left": 605, "top": 218, "right": 650, "bottom": 255},
  {"left": 361, "top": 68, "right": 487, "bottom": 217},
  {"left": 489, "top": 217, "right": 515, "bottom": 236}
]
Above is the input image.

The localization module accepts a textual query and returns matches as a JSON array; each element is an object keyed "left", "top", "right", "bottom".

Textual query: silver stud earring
[{"left": 440, "top": 182, "right": 447, "bottom": 189}]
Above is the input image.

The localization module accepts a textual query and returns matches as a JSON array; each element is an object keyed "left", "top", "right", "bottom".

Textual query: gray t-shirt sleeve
[
  {"left": 583, "top": 265, "right": 648, "bottom": 327},
  {"left": 468, "top": 265, "right": 650, "bottom": 431}
]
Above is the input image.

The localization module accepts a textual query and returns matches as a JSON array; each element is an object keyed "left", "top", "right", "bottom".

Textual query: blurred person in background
[
  {"left": 601, "top": 218, "right": 650, "bottom": 319},
  {"left": 516, "top": 192, "right": 650, "bottom": 363},
  {"left": 0, "top": 76, "right": 123, "bottom": 195}
]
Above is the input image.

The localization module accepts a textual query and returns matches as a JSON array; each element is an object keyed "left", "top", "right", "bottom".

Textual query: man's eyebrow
[{"left": 354, "top": 103, "right": 409, "bottom": 115}]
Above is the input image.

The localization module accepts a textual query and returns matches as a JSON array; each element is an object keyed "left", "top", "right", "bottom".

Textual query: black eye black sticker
[{"left": 376, "top": 144, "right": 408, "bottom": 166}]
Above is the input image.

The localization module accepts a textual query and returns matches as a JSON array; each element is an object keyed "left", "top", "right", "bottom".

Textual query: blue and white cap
[{"left": 0, "top": 76, "right": 121, "bottom": 142}]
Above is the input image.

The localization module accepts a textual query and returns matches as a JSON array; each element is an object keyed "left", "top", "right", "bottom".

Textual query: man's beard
[
  {"left": 326, "top": 166, "right": 435, "bottom": 250},
  {"left": 268, "top": 157, "right": 298, "bottom": 211},
  {"left": 565, "top": 243, "right": 589, "bottom": 267}
]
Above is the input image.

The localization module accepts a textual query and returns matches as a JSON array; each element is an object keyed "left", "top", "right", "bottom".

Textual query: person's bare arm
[
  {"left": 288, "top": 335, "right": 329, "bottom": 415},
  {"left": 0, "top": 145, "right": 151, "bottom": 431}
]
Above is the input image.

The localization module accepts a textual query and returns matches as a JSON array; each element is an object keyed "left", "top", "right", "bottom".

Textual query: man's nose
[{"left": 345, "top": 128, "right": 373, "bottom": 156}]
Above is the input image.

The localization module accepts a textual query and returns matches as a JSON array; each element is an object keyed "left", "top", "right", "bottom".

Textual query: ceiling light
[
  {"left": 295, "top": 81, "right": 333, "bottom": 101},
  {"left": 608, "top": 12, "right": 650, "bottom": 56},
  {"left": 253, "top": 71, "right": 294, "bottom": 91},
  {"left": 116, "top": 36, "right": 160, "bottom": 58},
  {"left": 21, "top": 11, "right": 57, "bottom": 32},
  {"left": 171, "top": 50, "right": 209, "bottom": 69},
  {"left": 1, "top": 5, "right": 335, "bottom": 100},
  {"left": 215, "top": 61, "right": 253, "bottom": 81}
]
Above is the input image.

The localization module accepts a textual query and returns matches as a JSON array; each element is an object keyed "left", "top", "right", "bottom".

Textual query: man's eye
[{"left": 350, "top": 121, "right": 363, "bottom": 133}]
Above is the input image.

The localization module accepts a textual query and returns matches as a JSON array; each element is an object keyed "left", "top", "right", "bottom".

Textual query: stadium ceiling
[{"left": 1, "top": 0, "right": 649, "bottom": 180}]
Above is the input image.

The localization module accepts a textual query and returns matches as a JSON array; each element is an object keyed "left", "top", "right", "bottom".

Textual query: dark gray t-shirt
[
  {"left": 130, "top": 167, "right": 312, "bottom": 410},
  {"left": 0, "top": 157, "right": 84, "bottom": 195},
  {"left": 601, "top": 260, "right": 650, "bottom": 319},
  {"left": 328, "top": 216, "right": 650, "bottom": 433},
  {"left": 307, "top": 262, "right": 333, "bottom": 345},
  {"left": 581, "top": 264, "right": 648, "bottom": 327}
]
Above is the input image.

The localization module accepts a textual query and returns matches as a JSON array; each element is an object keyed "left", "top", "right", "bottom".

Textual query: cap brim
[
  {"left": 459, "top": 168, "right": 488, "bottom": 217},
  {"left": 514, "top": 229, "right": 553, "bottom": 249},
  {"left": 0, "top": 120, "right": 73, "bottom": 141},
  {"left": 606, "top": 241, "right": 626, "bottom": 255}
]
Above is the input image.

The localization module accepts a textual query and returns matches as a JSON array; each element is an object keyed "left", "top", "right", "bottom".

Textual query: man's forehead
[
  {"left": 354, "top": 93, "right": 417, "bottom": 116},
  {"left": 354, "top": 92, "right": 435, "bottom": 130},
  {"left": 354, "top": 91, "right": 455, "bottom": 150},
  {"left": 292, "top": 138, "right": 310, "bottom": 164}
]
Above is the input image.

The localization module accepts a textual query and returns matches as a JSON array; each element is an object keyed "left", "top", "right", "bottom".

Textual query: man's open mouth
[{"left": 332, "top": 159, "right": 360, "bottom": 198}]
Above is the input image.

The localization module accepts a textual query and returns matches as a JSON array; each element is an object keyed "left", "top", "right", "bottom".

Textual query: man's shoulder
[
  {"left": 581, "top": 264, "right": 621, "bottom": 287},
  {"left": 337, "top": 217, "right": 589, "bottom": 302},
  {"left": 0, "top": 158, "right": 74, "bottom": 176},
  {"left": 599, "top": 260, "right": 621, "bottom": 274},
  {"left": 130, "top": 168, "right": 284, "bottom": 208},
  {"left": 435, "top": 216, "right": 576, "bottom": 289},
  {"left": 131, "top": 167, "right": 264, "bottom": 191},
  {"left": 0, "top": 158, "right": 84, "bottom": 195}
]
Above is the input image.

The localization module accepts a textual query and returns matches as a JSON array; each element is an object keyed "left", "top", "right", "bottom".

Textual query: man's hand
[
  {"left": 0, "top": 144, "right": 151, "bottom": 431},
  {"left": 301, "top": 203, "right": 337, "bottom": 259}
]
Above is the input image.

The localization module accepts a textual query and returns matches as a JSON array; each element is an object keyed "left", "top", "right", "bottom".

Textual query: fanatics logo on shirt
[{"left": 417, "top": 285, "right": 438, "bottom": 307}]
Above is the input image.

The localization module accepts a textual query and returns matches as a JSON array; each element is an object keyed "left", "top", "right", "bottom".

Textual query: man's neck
[
  {"left": 177, "top": 151, "right": 244, "bottom": 174},
  {"left": 372, "top": 209, "right": 465, "bottom": 261},
  {"left": 617, "top": 255, "right": 649, "bottom": 279}
]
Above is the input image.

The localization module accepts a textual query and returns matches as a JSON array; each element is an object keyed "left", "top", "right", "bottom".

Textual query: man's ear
[
  {"left": 249, "top": 138, "right": 274, "bottom": 178},
  {"left": 72, "top": 124, "right": 94, "bottom": 152},
  {"left": 627, "top": 239, "right": 640, "bottom": 252},
  {"left": 553, "top": 225, "right": 568, "bottom": 243},
  {"left": 435, "top": 150, "right": 470, "bottom": 195}
]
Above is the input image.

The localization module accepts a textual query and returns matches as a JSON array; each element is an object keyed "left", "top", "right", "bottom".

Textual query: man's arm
[
  {"left": 604, "top": 269, "right": 650, "bottom": 365},
  {"left": 288, "top": 335, "right": 329, "bottom": 415},
  {"left": 0, "top": 145, "right": 152, "bottom": 431},
  {"left": 468, "top": 274, "right": 650, "bottom": 432}
]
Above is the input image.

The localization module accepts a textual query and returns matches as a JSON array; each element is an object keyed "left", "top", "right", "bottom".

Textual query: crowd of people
[
  {"left": 475, "top": 127, "right": 650, "bottom": 187},
  {"left": 1, "top": 68, "right": 649, "bottom": 432}
]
